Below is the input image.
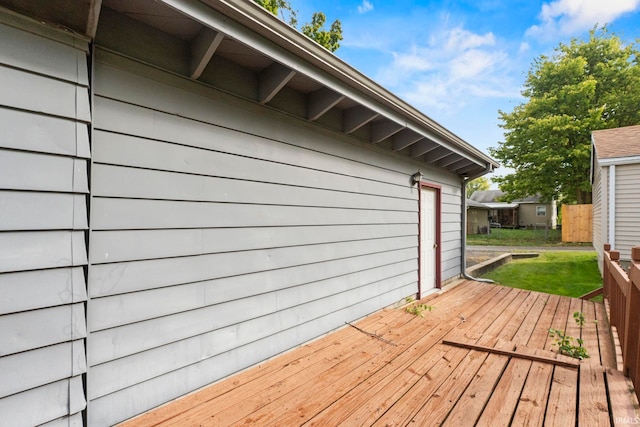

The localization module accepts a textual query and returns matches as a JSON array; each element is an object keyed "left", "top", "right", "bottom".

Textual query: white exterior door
[{"left": 420, "top": 186, "right": 437, "bottom": 297}]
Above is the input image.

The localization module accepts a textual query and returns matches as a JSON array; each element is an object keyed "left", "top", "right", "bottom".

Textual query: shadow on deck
[{"left": 120, "top": 280, "right": 639, "bottom": 426}]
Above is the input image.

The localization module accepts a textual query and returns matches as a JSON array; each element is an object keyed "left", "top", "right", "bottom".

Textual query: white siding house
[
  {"left": 592, "top": 125, "right": 640, "bottom": 271},
  {"left": 0, "top": 1, "right": 497, "bottom": 425}
]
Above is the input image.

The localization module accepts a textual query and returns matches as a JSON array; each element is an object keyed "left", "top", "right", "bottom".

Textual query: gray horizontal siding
[
  {"left": 441, "top": 189, "right": 463, "bottom": 282},
  {"left": 87, "top": 52, "right": 465, "bottom": 425},
  {"left": 39, "top": 413, "right": 84, "bottom": 427},
  {"left": 88, "top": 253, "right": 416, "bottom": 364},
  {"left": 615, "top": 164, "right": 640, "bottom": 260},
  {"left": 90, "top": 198, "right": 416, "bottom": 229},
  {"left": 88, "top": 269, "right": 416, "bottom": 400},
  {"left": 0, "top": 230, "right": 87, "bottom": 273},
  {"left": 0, "top": 65, "right": 90, "bottom": 121},
  {"left": 91, "top": 162, "right": 415, "bottom": 211},
  {"left": 0, "top": 341, "right": 86, "bottom": 397},
  {"left": 0, "top": 108, "right": 90, "bottom": 158},
  {"left": 0, "top": 191, "right": 87, "bottom": 230},
  {"left": 1, "top": 303, "right": 86, "bottom": 356},
  {"left": 88, "top": 257, "right": 416, "bottom": 335},
  {"left": 0, "top": 17, "right": 89, "bottom": 84},
  {"left": 91, "top": 124, "right": 412, "bottom": 199},
  {"left": 0, "top": 14, "right": 89, "bottom": 427},
  {"left": 87, "top": 282, "right": 414, "bottom": 424},
  {"left": 89, "top": 224, "right": 415, "bottom": 264},
  {"left": 0, "top": 377, "right": 86, "bottom": 427},
  {"left": 0, "top": 149, "right": 88, "bottom": 193},
  {"left": 88, "top": 236, "right": 415, "bottom": 297},
  {"left": 0, "top": 267, "right": 86, "bottom": 315}
]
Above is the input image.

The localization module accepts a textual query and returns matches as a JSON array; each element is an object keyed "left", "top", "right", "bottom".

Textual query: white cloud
[
  {"left": 390, "top": 46, "right": 435, "bottom": 72},
  {"left": 357, "top": 0, "right": 373, "bottom": 14},
  {"left": 449, "top": 49, "right": 506, "bottom": 80},
  {"left": 444, "top": 28, "right": 496, "bottom": 51},
  {"left": 527, "top": 0, "right": 640, "bottom": 38},
  {"left": 375, "top": 25, "right": 518, "bottom": 114}
]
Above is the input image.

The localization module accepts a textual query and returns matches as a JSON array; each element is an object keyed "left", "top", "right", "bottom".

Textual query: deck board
[
  {"left": 595, "top": 301, "right": 617, "bottom": 369},
  {"left": 119, "top": 281, "right": 640, "bottom": 426},
  {"left": 510, "top": 293, "right": 560, "bottom": 427}
]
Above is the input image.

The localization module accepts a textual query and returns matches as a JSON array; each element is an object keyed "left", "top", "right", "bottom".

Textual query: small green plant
[
  {"left": 405, "top": 302, "right": 435, "bottom": 317},
  {"left": 404, "top": 297, "right": 435, "bottom": 317},
  {"left": 548, "top": 329, "right": 589, "bottom": 360},
  {"left": 548, "top": 311, "right": 590, "bottom": 360},
  {"left": 573, "top": 311, "right": 586, "bottom": 327}
]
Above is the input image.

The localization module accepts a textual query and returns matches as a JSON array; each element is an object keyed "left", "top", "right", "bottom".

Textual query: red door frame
[{"left": 418, "top": 181, "right": 442, "bottom": 297}]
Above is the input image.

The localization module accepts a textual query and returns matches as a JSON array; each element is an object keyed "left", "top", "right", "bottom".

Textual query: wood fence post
[
  {"left": 627, "top": 247, "right": 640, "bottom": 385},
  {"left": 610, "top": 250, "right": 622, "bottom": 334},
  {"left": 604, "top": 244, "right": 611, "bottom": 298},
  {"left": 610, "top": 250, "right": 620, "bottom": 264}
]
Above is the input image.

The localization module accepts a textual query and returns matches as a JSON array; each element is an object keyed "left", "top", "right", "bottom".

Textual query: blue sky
[{"left": 292, "top": 0, "right": 640, "bottom": 179}]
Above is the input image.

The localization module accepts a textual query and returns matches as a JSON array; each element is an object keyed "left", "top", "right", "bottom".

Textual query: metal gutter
[
  {"left": 597, "top": 155, "right": 640, "bottom": 167},
  {"left": 460, "top": 173, "right": 495, "bottom": 284}
]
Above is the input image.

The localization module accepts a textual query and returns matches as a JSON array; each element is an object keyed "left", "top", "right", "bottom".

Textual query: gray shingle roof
[
  {"left": 592, "top": 125, "right": 640, "bottom": 160},
  {"left": 468, "top": 190, "right": 542, "bottom": 204}
]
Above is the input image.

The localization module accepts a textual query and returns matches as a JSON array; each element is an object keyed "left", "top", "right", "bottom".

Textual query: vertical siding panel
[
  {"left": 592, "top": 164, "right": 603, "bottom": 272},
  {"left": 0, "top": 14, "right": 89, "bottom": 426}
]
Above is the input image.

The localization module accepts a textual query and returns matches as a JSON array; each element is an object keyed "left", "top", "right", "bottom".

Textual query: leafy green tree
[
  {"left": 301, "top": 12, "right": 343, "bottom": 53},
  {"left": 254, "top": 0, "right": 342, "bottom": 52},
  {"left": 490, "top": 27, "right": 640, "bottom": 204},
  {"left": 466, "top": 176, "right": 490, "bottom": 197},
  {"left": 254, "top": 0, "right": 297, "bottom": 26}
]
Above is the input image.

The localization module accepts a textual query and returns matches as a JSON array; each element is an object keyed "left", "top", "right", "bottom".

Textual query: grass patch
[
  {"left": 467, "top": 227, "right": 592, "bottom": 247},
  {"left": 480, "top": 251, "right": 602, "bottom": 299}
]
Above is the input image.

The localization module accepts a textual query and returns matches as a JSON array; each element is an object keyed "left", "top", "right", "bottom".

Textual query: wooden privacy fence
[
  {"left": 604, "top": 244, "right": 640, "bottom": 399},
  {"left": 561, "top": 204, "right": 592, "bottom": 243}
]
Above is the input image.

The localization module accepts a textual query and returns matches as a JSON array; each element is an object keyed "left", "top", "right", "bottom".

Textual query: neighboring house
[
  {"left": 466, "top": 199, "right": 490, "bottom": 234},
  {"left": 469, "top": 189, "right": 518, "bottom": 227},
  {"left": 469, "top": 190, "right": 557, "bottom": 229},
  {"left": 0, "top": 1, "right": 497, "bottom": 425},
  {"left": 591, "top": 124, "right": 640, "bottom": 272}
]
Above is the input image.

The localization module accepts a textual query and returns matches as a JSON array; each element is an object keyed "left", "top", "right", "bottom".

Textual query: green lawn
[
  {"left": 479, "top": 251, "right": 602, "bottom": 299},
  {"left": 468, "top": 227, "right": 592, "bottom": 247}
]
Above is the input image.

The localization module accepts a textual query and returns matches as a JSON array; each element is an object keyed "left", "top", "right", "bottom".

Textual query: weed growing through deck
[
  {"left": 573, "top": 311, "right": 586, "bottom": 328},
  {"left": 548, "top": 311, "right": 590, "bottom": 360},
  {"left": 404, "top": 297, "right": 435, "bottom": 318}
]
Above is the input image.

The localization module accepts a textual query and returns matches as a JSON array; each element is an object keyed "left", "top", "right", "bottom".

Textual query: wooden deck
[{"left": 121, "top": 281, "right": 639, "bottom": 426}]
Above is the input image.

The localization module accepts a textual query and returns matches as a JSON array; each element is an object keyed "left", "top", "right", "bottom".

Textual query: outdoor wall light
[{"left": 411, "top": 171, "right": 423, "bottom": 186}]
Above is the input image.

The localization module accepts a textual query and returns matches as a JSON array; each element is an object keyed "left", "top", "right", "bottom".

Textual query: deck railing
[{"left": 604, "top": 244, "right": 640, "bottom": 397}]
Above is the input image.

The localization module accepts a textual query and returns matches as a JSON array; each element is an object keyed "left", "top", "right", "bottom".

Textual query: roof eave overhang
[
  {"left": 1, "top": 0, "right": 497, "bottom": 177},
  {"left": 162, "top": 0, "right": 498, "bottom": 175}
]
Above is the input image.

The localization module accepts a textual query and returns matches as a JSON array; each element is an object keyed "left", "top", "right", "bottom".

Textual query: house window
[{"left": 536, "top": 205, "right": 546, "bottom": 216}]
